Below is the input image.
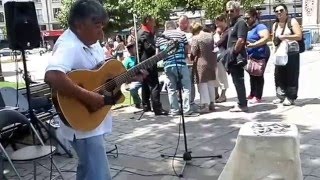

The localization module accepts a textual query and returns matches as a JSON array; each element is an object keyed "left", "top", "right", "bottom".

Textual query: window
[
  {"left": 0, "top": 1, "right": 2, "bottom": 5},
  {"left": 40, "top": 25, "right": 47, "bottom": 31},
  {"left": 36, "top": 9, "right": 43, "bottom": 22},
  {"left": 0, "top": 13, "right": 4, "bottom": 23},
  {"left": 53, "top": 8, "right": 60, "bottom": 19},
  {"left": 52, "top": 23, "right": 62, "bottom": 30},
  {"left": 34, "top": 0, "right": 41, "bottom": 3},
  {"left": 52, "top": 0, "right": 60, "bottom": 2}
]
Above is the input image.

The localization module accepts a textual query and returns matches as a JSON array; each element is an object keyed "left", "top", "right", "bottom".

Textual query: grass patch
[{"left": 0, "top": 81, "right": 25, "bottom": 89}]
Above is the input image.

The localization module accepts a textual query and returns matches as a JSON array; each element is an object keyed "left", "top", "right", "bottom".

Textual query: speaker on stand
[{"left": 4, "top": 0, "right": 73, "bottom": 157}]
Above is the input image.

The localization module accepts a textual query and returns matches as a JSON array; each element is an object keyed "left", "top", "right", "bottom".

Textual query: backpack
[{"left": 274, "top": 18, "right": 305, "bottom": 53}]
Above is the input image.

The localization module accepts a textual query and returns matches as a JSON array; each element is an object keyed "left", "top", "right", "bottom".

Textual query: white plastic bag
[{"left": 273, "top": 41, "right": 288, "bottom": 66}]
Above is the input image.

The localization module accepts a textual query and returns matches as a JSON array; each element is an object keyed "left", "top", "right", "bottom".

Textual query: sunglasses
[
  {"left": 274, "top": 9, "right": 284, "bottom": 13},
  {"left": 226, "top": 10, "right": 234, "bottom": 13}
]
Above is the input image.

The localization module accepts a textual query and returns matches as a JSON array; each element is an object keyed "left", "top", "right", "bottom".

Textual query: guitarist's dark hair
[{"left": 68, "top": 0, "right": 109, "bottom": 29}]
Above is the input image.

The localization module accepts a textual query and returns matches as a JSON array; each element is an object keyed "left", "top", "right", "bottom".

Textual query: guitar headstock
[{"left": 164, "top": 40, "right": 179, "bottom": 55}]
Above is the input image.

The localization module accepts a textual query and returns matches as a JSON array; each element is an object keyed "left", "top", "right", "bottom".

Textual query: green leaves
[
  {"left": 56, "top": 0, "right": 73, "bottom": 29},
  {"left": 56, "top": 0, "right": 264, "bottom": 32}
]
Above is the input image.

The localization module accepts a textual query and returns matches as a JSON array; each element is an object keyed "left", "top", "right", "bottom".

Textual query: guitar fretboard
[{"left": 105, "top": 50, "right": 169, "bottom": 89}]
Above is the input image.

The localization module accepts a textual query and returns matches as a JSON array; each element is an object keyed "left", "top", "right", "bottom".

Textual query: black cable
[
  {"left": 169, "top": 37, "right": 185, "bottom": 177},
  {"left": 171, "top": 116, "right": 182, "bottom": 177}
]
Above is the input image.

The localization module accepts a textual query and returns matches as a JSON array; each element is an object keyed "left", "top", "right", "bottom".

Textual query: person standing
[
  {"left": 137, "top": 15, "right": 168, "bottom": 115},
  {"left": 226, "top": 1, "right": 249, "bottom": 112},
  {"left": 245, "top": 8, "right": 271, "bottom": 104},
  {"left": 127, "top": 27, "right": 136, "bottom": 45},
  {"left": 156, "top": 21, "right": 192, "bottom": 115},
  {"left": 214, "top": 14, "right": 230, "bottom": 103},
  {"left": 272, "top": 4, "right": 302, "bottom": 106},
  {"left": 190, "top": 22, "right": 217, "bottom": 113},
  {"left": 177, "top": 15, "right": 196, "bottom": 109}
]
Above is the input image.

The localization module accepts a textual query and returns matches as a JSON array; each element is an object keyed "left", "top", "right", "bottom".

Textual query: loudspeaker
[{"left": 4, "top": 1, "right": 40, "bottom": 50}]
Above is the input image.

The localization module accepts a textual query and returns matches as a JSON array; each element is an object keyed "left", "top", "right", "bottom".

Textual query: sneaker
[
  {"left": 197, "top": 104, "right": 210, "bottom": 114},
  {"left": 216, "top": 96, "right": 227, "bottom": 103},
  {"left": 247, "top": 95, "right": 254, "bottom": 100},
  {"left": 283, "top": 98, "right": 295, "bottom": 106},
  {"left": 249, "top": 97, "right": 262, "bottom": 104},
  {"left": 229, "top": 105, "right": 248, "bottom": 112},
  {"left": 169, "top": 110, "right": 180, "bottom": 116},
  {"left": 135, "top": 104, "right": 142, "bottom": 109},
  {"left": 272, "top": 98, "right": 284, "bottom": 104}
]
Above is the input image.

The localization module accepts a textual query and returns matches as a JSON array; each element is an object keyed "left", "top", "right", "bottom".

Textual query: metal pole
[
  {"left": 45, "top": 0, "right": 50, "bottom": 30},
  {"left": 294, "top": 0, "right": 296, "bottom": 18},
  {"left": 133, "top": 14, "right": 140, "bottom": 63},
  {"left": 269, "top": 0, "right": 271, "bottom": 30}
]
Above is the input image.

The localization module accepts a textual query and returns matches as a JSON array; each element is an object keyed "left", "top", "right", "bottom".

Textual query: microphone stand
[{"left": 160, "top": 36, "right": 222, "bottom": 177}]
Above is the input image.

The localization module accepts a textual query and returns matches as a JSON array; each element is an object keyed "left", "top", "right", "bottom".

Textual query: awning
[{"left": 41, "top": 30, "right": 64, "bottom": 37}]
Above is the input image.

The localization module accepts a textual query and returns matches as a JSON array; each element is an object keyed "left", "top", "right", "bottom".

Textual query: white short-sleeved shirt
[{"left": 46, "top": 29, "right": 112, "bottom": 141}]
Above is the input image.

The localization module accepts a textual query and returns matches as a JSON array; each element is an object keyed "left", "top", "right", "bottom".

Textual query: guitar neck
[{"left": 114, "top": 50, "right": 169, "bottom": 85}]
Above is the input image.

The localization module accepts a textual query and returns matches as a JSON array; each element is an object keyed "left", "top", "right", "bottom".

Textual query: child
[{"left": 122, "top": 43, "right": 142, "bottom": 108}]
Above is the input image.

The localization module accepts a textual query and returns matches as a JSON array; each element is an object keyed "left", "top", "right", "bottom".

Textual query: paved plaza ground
[{"left": 2, "top": 50, "right": 320, "bottom": 179}]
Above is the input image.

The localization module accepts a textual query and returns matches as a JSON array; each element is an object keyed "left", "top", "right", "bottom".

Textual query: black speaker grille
[{"left": 4, "top": 1, "right": 41, "bottom": 50}]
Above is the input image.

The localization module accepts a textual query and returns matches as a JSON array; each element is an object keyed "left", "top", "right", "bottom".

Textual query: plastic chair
[{"left": 0, "top": 109, "right": 64, "bottom": 180}]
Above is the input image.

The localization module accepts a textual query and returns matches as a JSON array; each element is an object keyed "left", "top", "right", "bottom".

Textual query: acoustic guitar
[{"left": 52, "top": 40, "right": 178, "bottom": 131}]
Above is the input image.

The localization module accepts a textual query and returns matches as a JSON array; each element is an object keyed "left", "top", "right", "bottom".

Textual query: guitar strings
[{"left": 91, "top": 52, "right": 167, "bottom": 93}]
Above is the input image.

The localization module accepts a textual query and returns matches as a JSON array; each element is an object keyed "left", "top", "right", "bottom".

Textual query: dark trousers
[
  {"left": 249, "top": 75, "right": 264, "bottom": 99},
  {"left": 274, "top": 53, "right": 300, "bottom": 100},
  {"left": 141, "top": 66, "right": 162, "bottom": 111},
  {"left": 229, "top": 65, "right": 247, "bottom": 107}
]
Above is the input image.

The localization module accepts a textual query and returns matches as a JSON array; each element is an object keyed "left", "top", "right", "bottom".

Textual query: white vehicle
[{"left": 25, "top": 48, "right": 47, "bottom": 55}]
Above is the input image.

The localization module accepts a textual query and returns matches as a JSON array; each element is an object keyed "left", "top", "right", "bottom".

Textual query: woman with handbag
[
  {"left": 244, "top": 8, "right": 270, "bottom": 104},
  {"left": 272, "top": 4, "right": 302, "bottom": 106}
]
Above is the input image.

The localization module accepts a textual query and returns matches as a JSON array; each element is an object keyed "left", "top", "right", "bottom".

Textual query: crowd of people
[
  {"left": 44, "top": 0, "right": 303, "bottom": 179},
  {"left": 104, "top": 1, "right": 303, "bottom": 116}
]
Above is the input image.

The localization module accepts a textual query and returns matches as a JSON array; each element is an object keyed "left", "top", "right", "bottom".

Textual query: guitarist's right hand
[{"left": 85, "top": 92, "right": 105, "bottom": 112}]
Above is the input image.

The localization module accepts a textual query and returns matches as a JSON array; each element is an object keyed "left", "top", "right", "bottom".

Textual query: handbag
[
  {"left": 273, "top": 41, "right": 288, "bottom": 66},
  {"left": 245, "top": 57, "right": 266, "bottom": 76}
]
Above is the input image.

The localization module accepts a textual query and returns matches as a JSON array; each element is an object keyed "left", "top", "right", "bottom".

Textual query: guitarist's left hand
[{"left": 132, "top": 70, "right": 149, "bottom": 82}]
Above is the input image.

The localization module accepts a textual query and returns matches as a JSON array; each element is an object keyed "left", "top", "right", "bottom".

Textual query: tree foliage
[
  {"left": 57, "top": 0, "right": 264, "bottom": 31},
  {"left": 56, "top": 0, "right": 73, "bottom": 29}
]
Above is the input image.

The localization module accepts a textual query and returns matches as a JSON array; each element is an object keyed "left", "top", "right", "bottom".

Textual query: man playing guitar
[{"left": 44, "top": 0, "right": 146, "bottom": 179}]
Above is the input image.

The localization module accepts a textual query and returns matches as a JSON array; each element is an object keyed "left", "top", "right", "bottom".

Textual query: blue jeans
[
  {"left": 164, "top": 66, "right": 191, "bottom": 113},
  {"left": 129, "top": 82, "right": 142, "bottom": 105},
  {"left": 70, "top": 135, "right": 111, "bottom": 180}
]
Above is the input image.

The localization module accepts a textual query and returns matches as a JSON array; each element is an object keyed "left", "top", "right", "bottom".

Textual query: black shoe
[
  {"left": 135, "top": 104, "right": 142, "bottom": 109},
  {"left": 143, "top": 106, "right": 152, "bottom": 112},
  {"left": 154, "top": 109, "right": 168, "bottom": 115}
]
